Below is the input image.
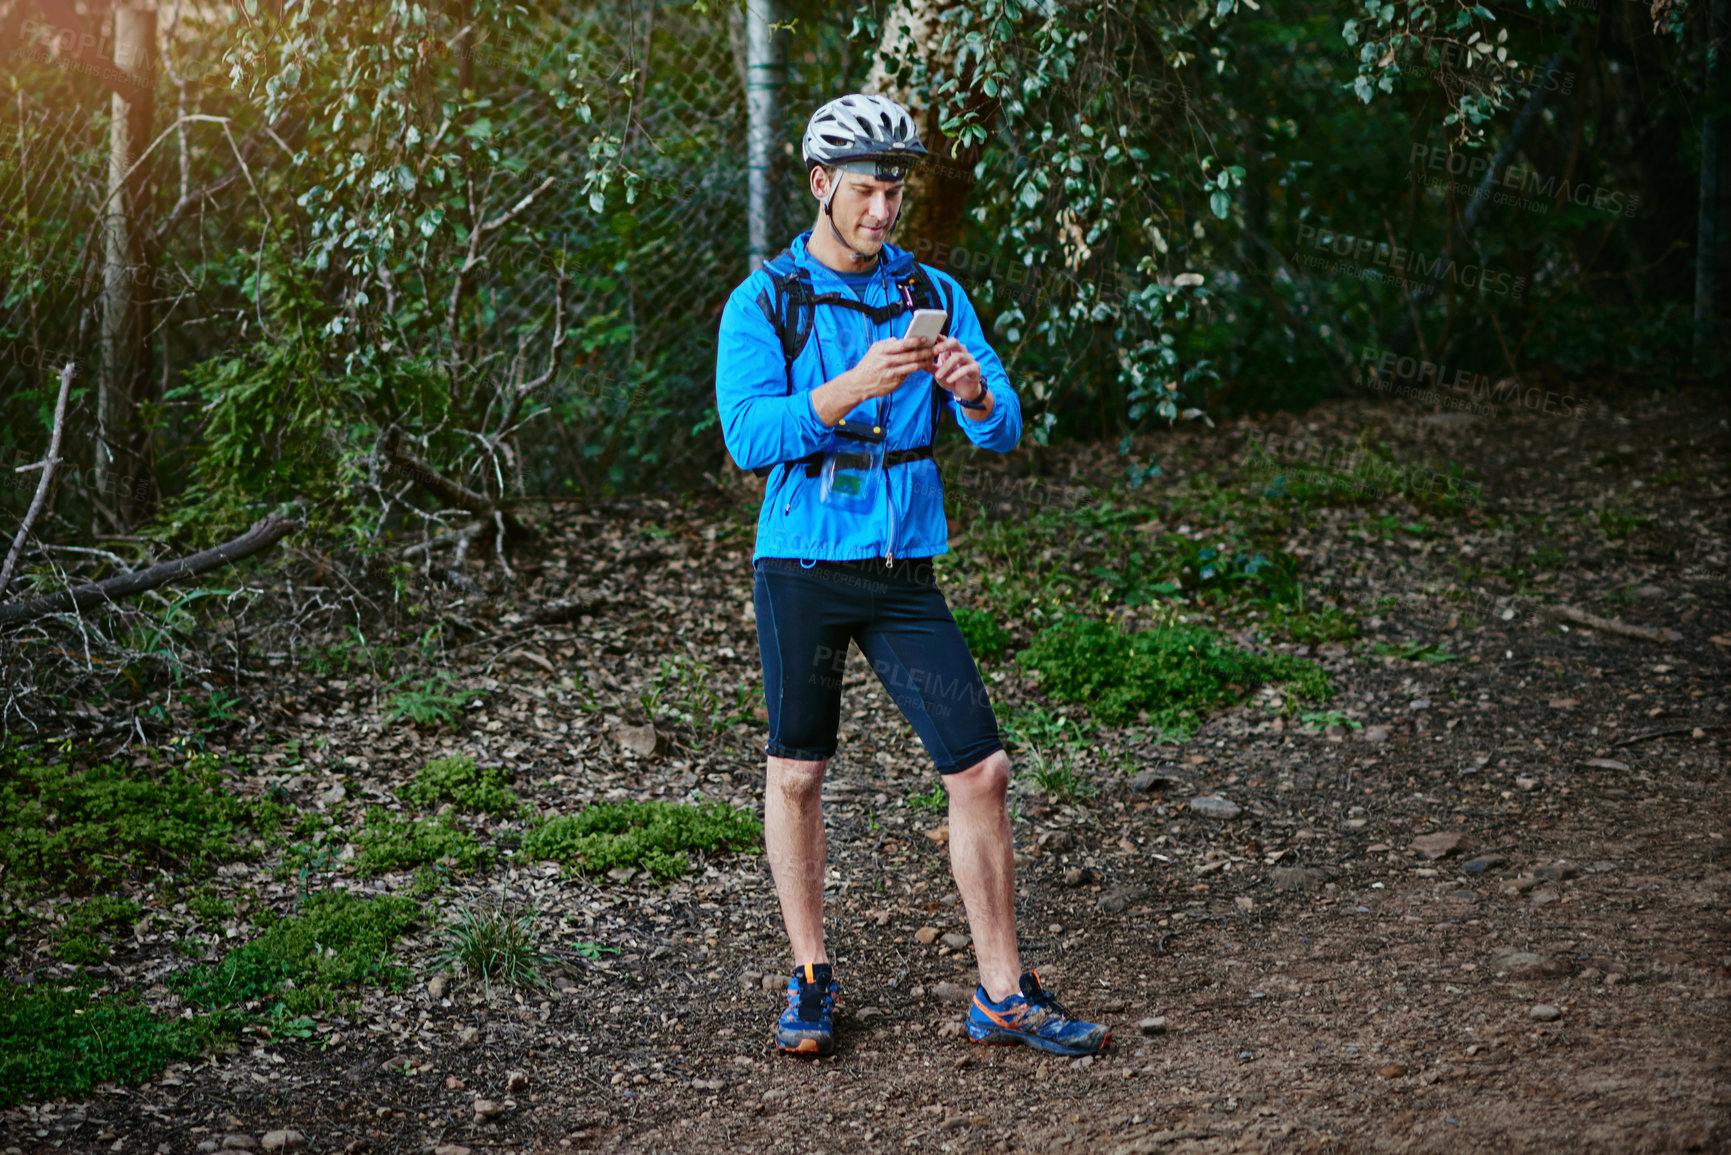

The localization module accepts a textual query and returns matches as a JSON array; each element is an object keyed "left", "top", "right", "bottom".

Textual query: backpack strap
[{"left": 747, "top": 254, "right": 955, "bottom": 478}]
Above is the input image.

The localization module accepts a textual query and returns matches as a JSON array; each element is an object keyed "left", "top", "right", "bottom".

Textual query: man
[{"left": 714, "top": 94, "right": 1109, "bottom": 1059}]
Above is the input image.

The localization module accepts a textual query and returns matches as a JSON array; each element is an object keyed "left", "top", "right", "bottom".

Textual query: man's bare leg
[
  {"left": 944, "top": 749, "right": 1021, "bottom": 1001},
  {"left": 765, "top": 755, "right": 829, "bottom": 964}
]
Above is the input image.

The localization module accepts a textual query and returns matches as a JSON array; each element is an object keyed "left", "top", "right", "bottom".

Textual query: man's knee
[
  {"left": 947, "top": 750, "right": 1011, "bottom": 802},
  {"left": 768, "top": 756, "right": 827, "bottom": 801}
]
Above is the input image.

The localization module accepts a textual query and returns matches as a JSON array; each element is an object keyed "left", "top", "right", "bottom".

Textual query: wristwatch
[{"left": 955, "top": 388, "right": 990, "bottom": 411}]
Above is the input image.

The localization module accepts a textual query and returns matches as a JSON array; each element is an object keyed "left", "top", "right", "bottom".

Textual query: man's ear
[{"left": 809, "top": 165, "right": 831, "bottom": 202}]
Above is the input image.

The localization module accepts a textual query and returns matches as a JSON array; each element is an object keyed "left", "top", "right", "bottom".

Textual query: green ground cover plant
[
  {"left": 1017, "top": 618, "right": 1330, "bottom": 731},
  {"left": 354, "top": 810, "right": 491, "bottom": 876},
  {"left": 402, "top": 754, "right": 519, "bottom": 814},
  {"left": 523, "top": 800, "right": 763, "bottom": 882},
  {"left": 54, "top": 896, "right": 143, "bottom": 965},
  {"left": 0, "top": 743, "right": 261, "bottom": 895},
  {"left": 952, "top": 605, "right": 1012, "bottom": 661},
  {"left": 0, "top": 982, "right": 203, "bottom": 1109},
  {"left": 170, "top": 890, "right": 421, "bottom": 1017}
]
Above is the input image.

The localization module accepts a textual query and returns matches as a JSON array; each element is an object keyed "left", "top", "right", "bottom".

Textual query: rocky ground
[{"left": 2, "top": 381, "right": 1727, "bottom": 1154}]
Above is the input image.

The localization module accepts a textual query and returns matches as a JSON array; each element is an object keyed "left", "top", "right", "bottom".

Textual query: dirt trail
[{"left": 3, "top": 384, "right": 1726, "bottom": 1155}]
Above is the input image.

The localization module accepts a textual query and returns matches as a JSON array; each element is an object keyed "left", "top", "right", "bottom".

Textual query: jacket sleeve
[
  {"left": 716, "top": 277, "right": 834, "bottom": 472},
  {"left": 933, "top": 270, "right": 1022, "bottom": 452}
]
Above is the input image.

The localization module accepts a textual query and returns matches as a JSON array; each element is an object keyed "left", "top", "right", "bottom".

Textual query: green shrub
[
  {"left": 402, "top": 754, "right": 518, "bottom": 814},
  {"left": 354, "top": 810, "right": 490, "bottom": 876},
  {"left": 0, "top": 982, "right": 202, "bottom": 1108},
  {"left": 523, "top": 800, "right": 762, "bottom": 882},
  {"left": 55, "top": 896, "right": 143, "bottom": 965},
  {"left": 382, "top": 674, "right": 477, "bottom": 728},
  {"left": 171, "top": 890, "right": 420, "bottom": 1017},
  {"left": 1016, "top": 618, "right": 1329, "bottom": 730},
  {"left": 0, "top": 744, "right": 257, "bottom": 895},
  {"left": 952, "top": 605, "right": 1012, "bottom": 661}
]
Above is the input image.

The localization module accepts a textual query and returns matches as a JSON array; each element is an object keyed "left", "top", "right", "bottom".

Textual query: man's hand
[
  {"left": 811, "top": 335, "right": 935, "bottom": 426},
  {"left": 932, "top": 336, "right": 984, "bottom": 403},
  {"left": 851, "top": 334, "right": 937, "bottom": 399}
]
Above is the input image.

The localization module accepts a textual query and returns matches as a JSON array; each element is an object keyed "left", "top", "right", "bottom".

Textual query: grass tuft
[{"left": 428, "top": 905, "right": 558, "bottom": 997}]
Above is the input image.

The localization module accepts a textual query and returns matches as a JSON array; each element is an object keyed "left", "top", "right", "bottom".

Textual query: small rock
[
  {"left": 1271, "top": 866, "right": 1330, "bottom": 890},
  {"left": 1062, "top": 866, "right": 1095, "bottom": 887},
  {"left": 445, "top": 1076, "right": 466, "bottom": 1091},
  {"left": 937, "top": 1020, "right": 965, "bottom": 1038},
  {"left": 940, "top": 932, "right": 972, "bottom": 950},
  {"left": 692, "top": 1078, "right": 724, "bottom": 1091},
  {"left": 1361, "top": 726, "right": 1389, "bottom": 743},
  {"left": 1128, "top": 770, "right": 1170, "bottom": 794},
  {"left": 854, "top": 1006, "right": 882, "bottom": 1023},
  {"left": 1634, "top": 584, "right": 1663, "bottom": 599},
  {"left": 1515, "top": 775, "right": 1539, "bottom": 792},
  {"left": 221, "top": 1138, "right": 256, "bottom": 1152},
  {"left": 433, "top": 1147, "right": 472, "bottom": 1155},
  {"left": 1579, "top": 758, "right": 1630, "bottom": 771},
  {"left": 427, "top": 975, "right": 447, "bottom": 999},
  {"left": 1531, "top": 862, "right": 1579, "bottom": 882},
  {"left": 1410, "top": 831, "right": 1464, "bottom": 859},
  {"left": 1377, "top": 1064, "right": 1408, "bottom": 1079},
  {"left": 473, "top": 1098, "right": 504, "bottom": 1120},
  {"left": 1138, "top": 1017, "right": 1167, "bottom": 1036},
  {"left": 505, "top": 1070, "right": 528, "bottom": 1092},
  {"left": 261, "top": 1133, "right": 305, "bottom": 1153},
  {"left": 913, "top": 926, "right": 940, "bottom": 945},
  {"left": 761, "top": 973, "right": 786, "bottom": 991},
  {"left": 318, "top": 783, "right": 346, "bottom": 805},
  {"left": 1098, "top": 887, "right": 1152, "bottom": 914},
  {"left": 1075, "top": 1055, "right": 1094, "bottom": 1070},
  {"left": 1038, "top": 830, "right": 1077, "bottom": 853},
  {"left": 614, "top": 722, "right": 665, "bottom": 757},
  {"left": 605, "top": 866, "right": 636, "bottom": 883},
  {"left": 1188, "top": 795, "right": 1241, "bottom": 819},
  {"left": 924, "top": 826, "right": 950, "bottom": 845},
  {"left": 933, "top": 982, "right": 971, "bottom": 1005},
  {"left": 1463, "top": 854, "right": 1506, "bottom": 875},
  {"left": 1410, "top": 699, "right": 1431, "bottom": 710},
  {"left": 1529, "top": 887, "right": 1560, "bottom": 906},
  {"left": 457, "top": 1026, "right": 479, "bottom": 1044},
  {"left": 1530, "top": 1004, "right": 1562, "bottom": 1022},
  {"left": 198, "top": 1144, "right": 219, "bottom": 1154}
]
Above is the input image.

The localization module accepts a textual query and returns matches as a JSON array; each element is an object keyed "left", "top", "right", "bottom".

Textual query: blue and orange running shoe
[
  {"left": 775, "top": 962, "right": 838, "bottom": 1056},
  {"left": 968, "top": 971, "right": 1111, "bottom": 1056}
]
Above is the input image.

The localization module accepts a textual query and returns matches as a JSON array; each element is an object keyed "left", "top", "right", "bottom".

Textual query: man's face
[{"left": 815, "top": 168, "right": 905, "bottom": 255}]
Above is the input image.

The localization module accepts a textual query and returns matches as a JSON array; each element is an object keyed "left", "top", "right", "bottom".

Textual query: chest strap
[{"left": 781, "top": 444, "right": 935, "bottom": 477}]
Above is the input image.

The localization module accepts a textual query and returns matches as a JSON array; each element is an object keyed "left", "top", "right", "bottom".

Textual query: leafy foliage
[
  {"left": 523, "top": 800, "right": 763, "bottom": 882},
  {"left": 55, "top": 896, "right": 143, "bottom": 965},
  {"left": 1016, "top": 617, "right": 1329, "bottom": 730},
  {"left": 952, "top": 605, "right": 1012, "bottom": 661}
]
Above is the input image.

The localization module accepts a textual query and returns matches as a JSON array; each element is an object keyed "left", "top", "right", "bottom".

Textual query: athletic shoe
[
  {"left": 967, "top": 971, "right": 1111, "bottom": 1056},
  {"left": 775, "top": 962, "right": 838, "bottom": 1056}
]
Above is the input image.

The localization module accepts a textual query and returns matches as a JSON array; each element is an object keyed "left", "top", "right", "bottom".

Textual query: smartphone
[{"left": 904, "top": 308, "right": 947, "bottom": 342}]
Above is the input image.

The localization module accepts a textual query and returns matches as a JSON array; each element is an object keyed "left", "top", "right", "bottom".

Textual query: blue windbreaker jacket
[{"left": 716, "top": 231, "right": 1022, "bottom": 563}]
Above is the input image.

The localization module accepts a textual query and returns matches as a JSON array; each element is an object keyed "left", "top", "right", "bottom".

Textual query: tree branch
[{"left": 0, "top": 361, "right": 75, "bottom": 600}]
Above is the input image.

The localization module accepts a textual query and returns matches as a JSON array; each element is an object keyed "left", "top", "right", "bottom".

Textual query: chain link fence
[{"left": 1, "top": 1, "right": 844, "bottom": 518}]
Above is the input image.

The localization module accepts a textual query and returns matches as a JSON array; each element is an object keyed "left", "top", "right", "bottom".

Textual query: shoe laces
[{"left": 1020, "top": 972, "right": 1075, "bottom": 1023}]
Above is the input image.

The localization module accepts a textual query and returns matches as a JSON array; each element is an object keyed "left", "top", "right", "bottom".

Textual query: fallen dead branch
[
  {"left": 0, "top": 515, "right": 302, "bottom": 628},
  {"left": 1537, "top": 603, "right": 1682, "bottom": 644},
  {"left": 0, "top": 362, "right": 76, "bottom": 600}
]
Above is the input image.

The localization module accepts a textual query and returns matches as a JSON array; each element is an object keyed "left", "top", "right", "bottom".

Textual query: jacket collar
[{"left": 789, "top": 230, "right": 914, "bottom": 285}]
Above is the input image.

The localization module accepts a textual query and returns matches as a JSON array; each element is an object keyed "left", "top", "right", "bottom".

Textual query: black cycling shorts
[{"left": 752, "top": 556, "right": 1004, "bottom": 775}]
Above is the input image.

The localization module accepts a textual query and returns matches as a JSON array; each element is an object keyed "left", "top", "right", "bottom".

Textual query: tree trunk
[
  {"left": 96, "top": 4, "right": 156, "bottom": 532},
  {"left": 1696, "top": 0, "right": 1729, "bottom": 376},
  {"left": 865, "top": 0, "right": 997, "bottom": 261}
]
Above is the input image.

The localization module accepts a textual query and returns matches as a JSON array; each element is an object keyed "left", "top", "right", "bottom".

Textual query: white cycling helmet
[{"left": 802, "top": 93, "right": 927, "bottom": 183}]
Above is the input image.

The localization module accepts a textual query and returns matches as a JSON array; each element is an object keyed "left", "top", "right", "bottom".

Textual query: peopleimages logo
[
  {"left": 1295, "top": 224, "right": 1526, "bottom": 300},
  {"left": 1356, "top": 345, "right": 1585, "bottom": 421},
  {"left": 1409, "top": 145, "right": 1639, "bottom": 219}
]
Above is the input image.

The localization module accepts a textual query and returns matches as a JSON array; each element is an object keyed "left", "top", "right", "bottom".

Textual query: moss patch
[
  {"left": 0, "top": 983, "right": 201, "bottom": 1108},
  {"left": 402, "top": 754, "right": 518, "bottom": 814},
  {"left": 523, "top": 800, "right": 762, "bottom": 882},
  {"left": 1016, "top": 617, "right": 1329, "bottom": 730},
  {"left": 170, "top": 890, "right": 420, "bottom": 1017}
]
